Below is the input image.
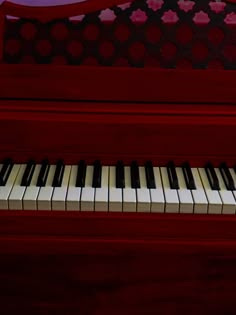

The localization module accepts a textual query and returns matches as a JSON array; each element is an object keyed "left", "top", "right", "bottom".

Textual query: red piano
[{"left": 0, "top": 0, "right": 236, "bottom": 314}]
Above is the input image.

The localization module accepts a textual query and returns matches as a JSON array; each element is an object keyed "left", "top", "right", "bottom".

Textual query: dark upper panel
[{"left": 1, "top": 0, "right": 236, "bottom": 69}]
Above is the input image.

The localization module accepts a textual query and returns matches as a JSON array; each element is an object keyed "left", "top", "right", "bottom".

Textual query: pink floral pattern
[
  {"left": 99, "top": 9, "right": 116, "bottom": 22},
  {"left": 130, "top": 9, "right": 148, "bottom": 23},
  {"left": 224, "top": 13, "right": 236, "bottom": 25},
  {"left": 161, "top": 10, "right": 179, "bottom": 24},
  {"left": 4, "top": 0, "right": 236, "bottom": 69},
  {"left": 193, "top": 11, "right": 210, "bottom": 25},
  {"left": 69, "top": 15, "right": 84, "bottom": 21},
  {"left": 118, "top": 2, "right": 131, "bottom": 10},
  {"left": 178, "top": 1, "right": 195, "bottom": 13},
  {"left": 147, "top": 0, "right": 164, "bottom": 11},
  {"left": 209, "top": 1, "right": 226, "bottom": 14}
]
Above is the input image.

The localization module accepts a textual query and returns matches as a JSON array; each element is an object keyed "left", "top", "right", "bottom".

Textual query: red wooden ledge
[
  {"left": 0, "top": 0, "right": 134, "bottom": 19},
  {"left": 1, "top": 64, "right": 236, "bottom": 104}
]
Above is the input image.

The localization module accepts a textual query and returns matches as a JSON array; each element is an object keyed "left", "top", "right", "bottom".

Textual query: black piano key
[
  {"left": 116, "top": 160, "right": 125, "bottom": 188},
  {"left": 182, "top": 162, "right": 196, "bottom": 190},
  {"left": 220, "top": 162, "right": 235, "bottom": 191},
  {"left": 92, "top": 160, "right": 102, "bottom": 188},
  {"left": 205, "top": 162, "right": 220, "bottom": 190},
  {"left": 145, "top": 161, "right": 156, "bottom": 189},
  {"left": 37, "top": 159, "right": 50, "bottom": 187},
  {"left": 76, "top": 160, "right": 86, "bottom": 187},
  {"left": 21, "top": 159, "right": 36, "bottom": 186},
  {"left": 167, "top": 161, "right": 179, "bottom": 189},
  {"left": 131, "top": 161, "right": 140, "bottom": 189},
  {"left": 0, "top": 158, "right": 13, "bottom": 186},
  {"left": 52, "top": 160, "right": 65, "bottom": 187}
]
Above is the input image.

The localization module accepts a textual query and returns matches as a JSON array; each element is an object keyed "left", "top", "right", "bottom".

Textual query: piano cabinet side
[
  {"left": 0, "top": 212, "right": 236, "bottom": 315},
  {"left": 0, "top": 9, "right": 4, "bottom": 62}
]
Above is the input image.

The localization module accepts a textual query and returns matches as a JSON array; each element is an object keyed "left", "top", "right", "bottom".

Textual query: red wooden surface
[
  {"left": 0, "top": 0, "right": 134, "bottom": 20},
  {"left": 1, "top": 99, "right": 236, "bottom": 165},
  {"left": 1, "top": 64, "right": 236, "bottom": 103},
  {"left": 1, "top": 211, "right": 236, "bottom": 314},
  {"left": 0, "top": 65, "right": 236, "bottom": 165},
  {"left": 1, "top": 63, "right": 236, "bottom": 313},
  {"left": 0, "top": 12, "right": 3, "bottom": 62}
]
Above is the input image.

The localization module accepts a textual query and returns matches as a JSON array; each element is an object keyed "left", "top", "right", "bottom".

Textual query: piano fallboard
[{"left": 1, "top": 65, "right": 236, "bottom": 166}]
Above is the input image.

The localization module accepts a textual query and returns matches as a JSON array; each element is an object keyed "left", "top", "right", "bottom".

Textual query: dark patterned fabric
[{"left": 3, "top": 0, "right": 236, "bottom": 68}]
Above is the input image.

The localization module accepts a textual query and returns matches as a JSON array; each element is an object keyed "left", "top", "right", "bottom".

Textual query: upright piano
[{"left": 0, "top": 0, "right": 236, "bottom": 314}]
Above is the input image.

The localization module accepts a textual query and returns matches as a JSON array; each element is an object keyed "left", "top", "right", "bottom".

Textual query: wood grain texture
[
  {"left": 1, "top": 64, "right": 236, "bottom": 314},
  {"left": 1, "top": 212, "right": 236, "bottom": 315},
  {"left": 0, "top": 65, "right": 236, "bottom": 165},
  {"left": 0, "top": 99, "right": 236, "bottom": 165},
  {"left": 0, "top": 11, "right": 4, "bottom": 62},
  {"left": 1, "top": 65, "right": 236, "bottom": 103}
]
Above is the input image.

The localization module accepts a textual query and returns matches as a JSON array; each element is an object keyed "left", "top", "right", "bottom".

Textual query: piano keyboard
[{"left": 1, "top": 158, "right": 236, "bottom": 214}]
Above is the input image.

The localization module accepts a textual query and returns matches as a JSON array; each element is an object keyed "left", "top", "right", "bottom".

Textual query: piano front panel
[
  {"left": 0, "top": 101, "right": 236, "bottom": 165},
  {"left": 1, "top": 211, "right": 236, "bottom": 315}
]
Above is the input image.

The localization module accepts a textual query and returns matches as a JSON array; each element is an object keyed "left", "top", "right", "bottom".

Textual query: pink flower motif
[
  {"left": 178, "top": 1, "right": 195, "bottom": 13},
  {"left": 161, "top": 10, "right": 179, "bottom": 24},
  {"left": 69, "top": 15, "right": 85, "bottom": 21},
  {"left": 99, "top": 9, "right": 116, "bottom": 22},
  {"left": 193, "top": 11, "right": 210, "bottom": 25},
  {"left": 209, "top": 1, "right": 226, "bottom": 14},
  {"left": 147, "top": 0, "right": 164, "bottom": 11},
  {"left": 130, "top": 9, "right": 148, "bottom": 23},
  {"left": 118, "top": 2, "right": 131, "bottom": 10},
  {"left": 224, "top": 13, "right": 236, "bottom": 25}
]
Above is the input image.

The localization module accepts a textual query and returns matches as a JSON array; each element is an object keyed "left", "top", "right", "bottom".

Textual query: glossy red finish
[
  {"left": 0, "top": 2, "right": 236, "bottom": 312},
  {"left": 0, "top": 63, "right": 236, "bottom": 314},
  {"left": 0, "top": 65, "right": 236, "bottom": 165},
  {"left": 0, "top": 0, "right": 133, "bottom": 19},
  {"left": 1, "top": 211, "right": 236, "bottom": 315}
]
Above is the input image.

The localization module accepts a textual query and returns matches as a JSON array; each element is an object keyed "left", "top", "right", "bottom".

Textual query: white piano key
[
  {"left": 37, "top": 165, "right": 56, "bottom": 211},
  {"left": 191, "top": 168, "right": 208, "bottom": 214},
  {"left": 8, "top": 164, "right": 27, "bottom": 210},
  {"left": 109, "top": 166, "right": 122, "bottom": 212},
  {"left": 66, "top": 165, "right": 81, "bottom": 211},
  {"left": 215, "top": 168, "right": 236, "bottom": 214},
  {"left": 23, "top": 164, "right": 41, "bottom": 210},
  {"left": 198, "top": 168, "right": 222, "bottom": 214},
  {"left": 137, "top": 166, "right": 151, "bottom": 212},
  {"left": 80, "top": 165, "right": 95, "bottom": 211},
  {"left": 0, "top": 164, "right": 21, "bottom": 210},
  {"left": 176, "top": 167, "right": 194, "bottom": 214},
  {"left": 123, "top": 166, "right": 136, "bottom": 212},
  {"left": 52, "top": 165, "right": 71, "bottom": 211},
  {"left": 160, "top": 167, "right": 179, "bottom": 213},
  {"left": 150, "top": 167, "right": 165, "bottom": 213},
  {"left": 95, "top": 166, "right": 109, "bottom": 212}
]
